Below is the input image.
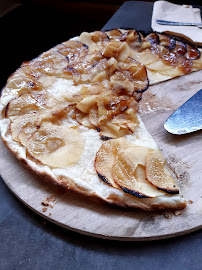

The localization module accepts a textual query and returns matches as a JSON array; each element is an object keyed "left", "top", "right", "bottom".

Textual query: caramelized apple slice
[
  {"left": 76, "top": 95, "right": 98, "bottom": 113},
  {"left": 57, "top": 40, "right": 88, "bottom": 63},
  {"left": 110, "top": 60, "right": 149, "bottom": 96},
  {"left": 79, "top": 32, "right": 99, "bottom": 52},
  {"left": 91, "top": 31, "right": 110, "bottom": 43},
  {"left": 145, "top": 33, "right": 159, "bottom": 45},
  {"left": 192, "top": 50, "right": 202, "bottom": 69},
  {"left": 102, "top": 41, "right": 131, "bottom": 61},
  {"left": 79, "top": 31, "right": 109, "bottom": 53},
  {"left": 146, "top": 150, "right": 179, "bottom": 194},
  {"left": 120, "top": 30, "right": 141, "bottom": 47},
  {"left": 185, "top": 44, "right": 200, "bottom": 60},
  {"left": 158, "top": 33, "right": 176, "bottom": 50},
  {"left": 172, "top": 40, "right": 187, "bottom": 56},
  {"left": 26, "top": 122, "right": 84, "bottom": 168},
  {"left": 107, "top": 29, "right": 123, "bottom": 40}
]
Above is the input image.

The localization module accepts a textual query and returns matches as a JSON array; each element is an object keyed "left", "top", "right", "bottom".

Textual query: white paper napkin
[{"left": 152, "top": 1, "right": 202, "bottom": 44}]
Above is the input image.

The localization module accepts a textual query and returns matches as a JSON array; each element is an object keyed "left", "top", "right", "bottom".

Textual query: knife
[
  {"left": 164, "top": 89, "right": 202, "bottom": 135},
  {"left": 156, "top": 19, "right": 202, "bottom": 27}
]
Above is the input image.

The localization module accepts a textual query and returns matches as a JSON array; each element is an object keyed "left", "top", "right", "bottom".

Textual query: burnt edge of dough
[
  {"left": 120, "top": 186, "right": 150, "bottom": 199},
  {"left": 157, "top": 186, "right": 179, "bottom": 195},
  {"left": 97, "top": 172, "right": 111, "bottom": 185}
]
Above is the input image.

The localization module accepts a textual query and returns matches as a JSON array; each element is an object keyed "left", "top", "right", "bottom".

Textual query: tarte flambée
[{"left": 1, "top": 29, "right": 202, "bottom": 211}]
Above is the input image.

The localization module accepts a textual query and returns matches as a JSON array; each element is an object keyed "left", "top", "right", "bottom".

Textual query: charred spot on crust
[
  {"left": 157, "top": 187, "right": 179, "bottom": 195},
  {"left": 120, "top": 186, "right": 150, "bottom": 198},
  {"left": 95, "top": 126, "right": 100, "bottom": 132},
  {"left": 100, "top": 136, "right": 113, "bottom": 140},
  {"left": 97, "top": 173, "right": 111, "bottom": 185},
  {"left": 4, "top": 102, "right": 10, "bottom": 118}
]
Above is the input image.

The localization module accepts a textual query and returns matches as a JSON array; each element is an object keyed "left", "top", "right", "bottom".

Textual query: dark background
[
  {"left": 1, "top": 1, "right": 202, "bottom": 269},
  {"left": 0, "top": 0, "right": 202, "bottom": 89}
]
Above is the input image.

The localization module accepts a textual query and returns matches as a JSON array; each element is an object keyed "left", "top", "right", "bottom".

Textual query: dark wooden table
[{"left": 1, "top": 2, "right": 202, "bottom": 269}]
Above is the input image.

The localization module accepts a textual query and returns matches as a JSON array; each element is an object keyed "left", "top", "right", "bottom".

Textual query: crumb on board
[
  {"left": 188, "top": 200, "right": 193, "bottom": 204},
  {"left": 42, "top": 207, "right": 47, "bottom": 212},
  {"left": 41, "top": 194, "right": 57, "bottom": 208},
  {"left": 174, "top": 210, "right": 183, "bottom": 216},
  {"left": 164, "top": 213, "right": 172, "bottom": 219},
  {"left": 49, "top": 213, "right": 51, "bottom": 217}
]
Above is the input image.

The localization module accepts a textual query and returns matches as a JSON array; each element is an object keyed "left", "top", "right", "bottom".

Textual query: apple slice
[
  {"left": 5, "top": 94, "right": 57, "bottom": 118},
  {"left": 146, "top": 150, "right": 179, "bottom": 194},
  {"left": 10, "top": 114, "right": 41, "bottom": 144},
  {"left": 107, "top": 29, "right": 123, "bottom": 40},
  {"left": 76, "top": 95, "right": 98, "bottom": 113},
  {"left": 95, "top": 138, "right": 164, "bottom": 198},
  {"left": 185, "top": 44, "right": 200, "bottom": 60},
  {"left": 158, "top": 33, "right": 176, "bottom": 50},
  {"left": 79, "top": 32, "right": 100, "bottom": 52},
  {"left": 112, "top": 145, "right": 164, "bottom": 198},
  {"left": 5, "top": 94, "right": 40, "bottom": 117},
  {"left": 57, "top": 40, "right": 88, "bottom": 64},
  {"left": 112, "top": 161, "right": 163, "bottom": 198},
  {"left": 94, "top": 140, "right": 119, "bottom": 187},
  {"left": 26, "top": 122, "right": 84, "bottom": 168}
]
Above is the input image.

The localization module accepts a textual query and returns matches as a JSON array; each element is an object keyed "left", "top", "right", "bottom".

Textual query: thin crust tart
[{"left": 1, "top": 29, "right": 202, "bottom": 211}]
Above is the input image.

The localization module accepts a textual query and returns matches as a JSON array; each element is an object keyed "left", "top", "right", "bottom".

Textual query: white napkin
[{"left": 152, "top": 1, "right": 202, "bottom": 44}]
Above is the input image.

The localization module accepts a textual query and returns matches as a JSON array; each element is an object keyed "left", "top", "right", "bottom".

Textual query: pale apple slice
[
  {"left": 26, "top": 122, "right": 84, "bottom": 168},
  {"left": 75, "top": 110, "right": 93, "bottom": 128},
  {"left": 5, "top": 94, "right": 40, "bottom": 117},
  {"left": 10, "top": 114, "right": 41, "bottom": 144},
  {"left": 146, "top": 150, "right": 179, "bottom": 194},
  {"left": 5, "top": 94, "right": 57, "bottom": 118}
]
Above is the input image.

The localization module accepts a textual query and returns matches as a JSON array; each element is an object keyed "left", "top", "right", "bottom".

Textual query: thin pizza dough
[{"left": 1, "top": 29, "right": 202, "bottom": 211}]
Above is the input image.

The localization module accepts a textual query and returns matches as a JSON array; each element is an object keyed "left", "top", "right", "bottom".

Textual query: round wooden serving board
[{"left": 0, "top": 71, "right": 202, "bottom": 241}]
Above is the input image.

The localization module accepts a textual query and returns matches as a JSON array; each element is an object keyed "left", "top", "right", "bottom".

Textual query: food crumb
[
  {"left": 164, "top": 213, "right": 172, "bottom": 219},
  {"left": 41, "top": 194, "right": 57, "bottom": 209},
  {"left": 42, "top": 207, "right": 47, "bottom": 212},
  {"left": 174, "top": 210, "right": 183, "bottom": 216},
  {"left": 49, "top": 213, "right": 52, "bottom": 217},
  {"left": 41, "top": 201, "right": 49, "bottom": 206},
  {"left": 188, "top": 200, "right": 193, "bottom": 204}
]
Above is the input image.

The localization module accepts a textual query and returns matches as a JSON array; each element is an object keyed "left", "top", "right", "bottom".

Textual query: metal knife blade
[
  {"left": 156, "top": 19, "right": 202, "bottom": 27},
  {"left": 164, "top": 89, "right": 202, "bottom": 135}
]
